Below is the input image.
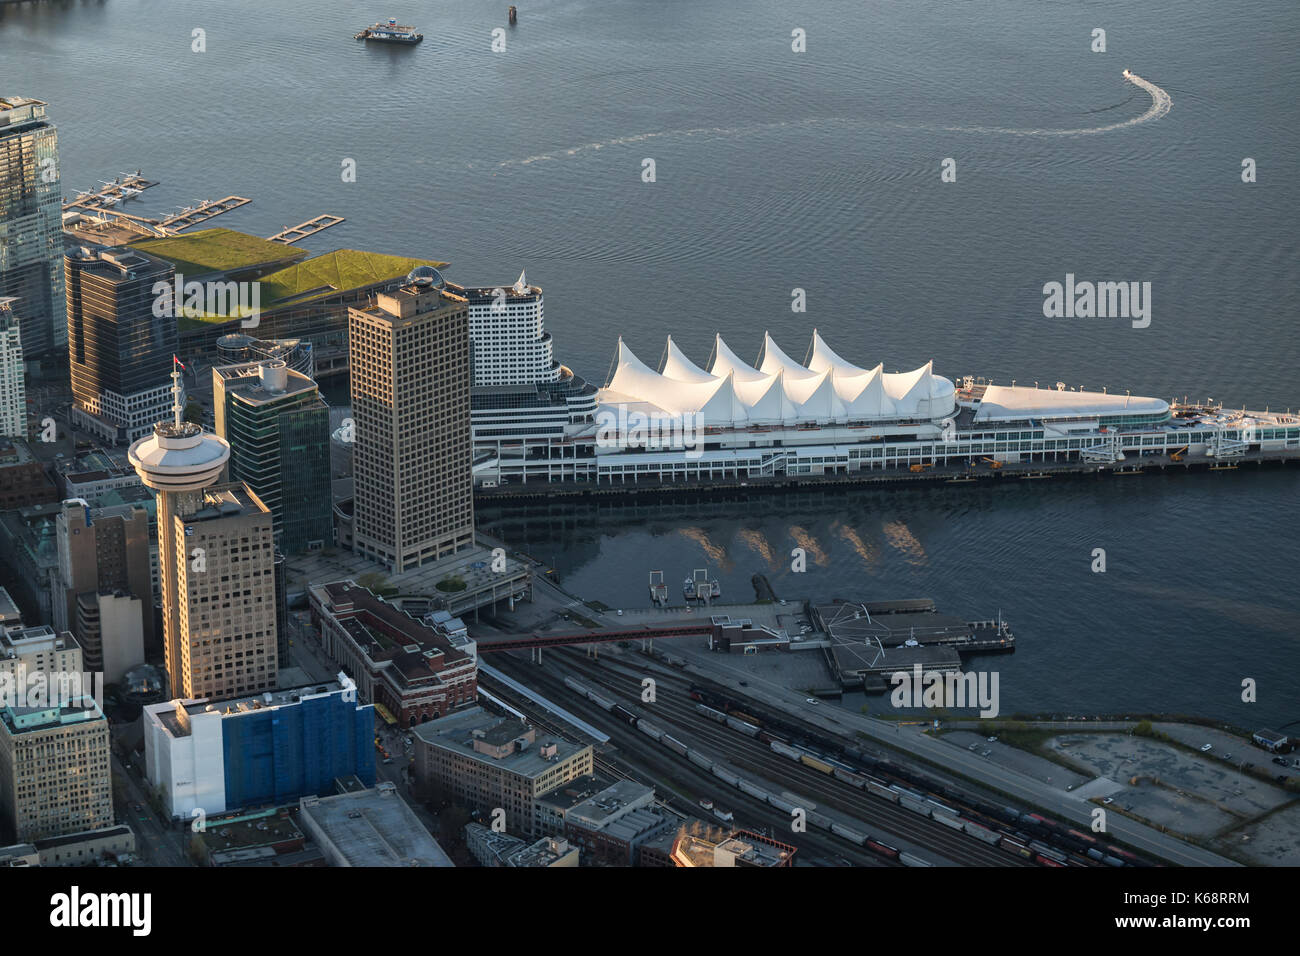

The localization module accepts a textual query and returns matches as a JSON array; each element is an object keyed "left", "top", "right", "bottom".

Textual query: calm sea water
[{"left": 6, "top": 0, "right": 1298, "bottom": 725}]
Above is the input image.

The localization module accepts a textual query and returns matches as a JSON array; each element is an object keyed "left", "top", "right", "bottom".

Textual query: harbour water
[{"left": 6, "top": 0, "right": 1297, "bottom": 726}]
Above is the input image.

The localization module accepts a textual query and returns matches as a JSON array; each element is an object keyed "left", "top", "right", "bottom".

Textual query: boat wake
[
  {"left": 496, "top": 120, "right": 803, "bottom": 167},
  {"left": 940, "top": 71, "right": 1172, "bottom": 137},
  {"left": 494, "top": 71, "right": 1172, "bottom": 167}
]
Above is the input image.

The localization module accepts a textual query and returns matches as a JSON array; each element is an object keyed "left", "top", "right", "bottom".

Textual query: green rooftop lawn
[
  {"left": 258, "top": 249, "right": 449, "bottom": 306},
  {"left": 172, "top": 246, "right": 449, "bottom": 330},
  {"left": 131, "top": 227, "right": 307, "bottom": 277}
]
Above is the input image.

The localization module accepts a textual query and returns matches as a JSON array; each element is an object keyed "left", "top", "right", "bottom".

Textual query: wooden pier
[
  {"left": 267, "top": 214, "right": 345, "bottom": 244},
  {"left": 158, "top": 197, "right": 252, "bottom": 231},
  {"left": 62, "top": 173, "right": 158, "bottom": 212}
]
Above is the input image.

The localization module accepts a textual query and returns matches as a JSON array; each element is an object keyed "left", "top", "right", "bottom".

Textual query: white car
[
  {"left": 805, "top": 698, "right": 820, "bottom": 705},
  {"left": 1200, "top": 744, "right": 1212, "bottom": 752},
  {"left": 987, "top": 736, "right": 997, "bottom": 742}
]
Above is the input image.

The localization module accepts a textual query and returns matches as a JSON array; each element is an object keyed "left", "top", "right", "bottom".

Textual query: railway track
[
  {"left": 481, "top": 656, "right": 893, "bottom": 866},
  {"left": 543, "top": 649, "right": 1028, "bottom": 867}
]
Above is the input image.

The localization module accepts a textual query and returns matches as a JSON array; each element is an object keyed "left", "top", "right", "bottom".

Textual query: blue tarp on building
[{"left": 222, "top": 690, "right": 375, "bottom": 809}]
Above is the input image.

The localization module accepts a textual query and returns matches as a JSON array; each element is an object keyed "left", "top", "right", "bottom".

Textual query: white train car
[
  {"left": 829, "top": 823, "right": 868, "bottom": 846},
  {"left": 770, "top": 740, "right": 804, "bottom": 761},
  {"left": 737, "top": 779, "right": 770, "bottom": 802},
  {"left": 932, "top": 811, "right": 964, "bottom": 832},
  {"left": 662, "top": 734, "right": 688, "bottom": 757},
  {"left": 688, "top": 749, "right": 715, "bottom": 771},
  {"left": 712, "top": 765, "right": 741, "bottom": 788}
]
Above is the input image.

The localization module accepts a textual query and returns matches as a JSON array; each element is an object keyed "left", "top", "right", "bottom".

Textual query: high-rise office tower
[
  {"left": 163, "top": 482, "right": 276, "bottom": 699},
  {"left": 54, "top": 499, "right": 154, "bottom": 679},
  {"left": 131, "top": 366, "right": 279, "bottom": 700},
  {"left": 349, "top": 267, "right": 474, "bottom": 573},
  {"left": 0, "top": 298, "right": 24, "bottom": 438},
  {"left": 66, "top": 247, "right": 177, "bottom": 446},
  {"left": 212, "top": 360, "right": 332, "bottom": 555},
  {"left": 455, "top": 272, "right": 559, "bottom": 387},
  {"left": 0, "top": 97, "right": 64, "bottom": 360},
  {"left": 0, "top": 700, "right": 112, "bottom": 842}
]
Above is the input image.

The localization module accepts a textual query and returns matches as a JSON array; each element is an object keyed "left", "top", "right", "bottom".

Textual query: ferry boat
[
  {"left": 683, "top": 571, "right": 721, "bottom": 602},
  {"left": 355, "top": 19, "right": 423, "bottom": 43}
]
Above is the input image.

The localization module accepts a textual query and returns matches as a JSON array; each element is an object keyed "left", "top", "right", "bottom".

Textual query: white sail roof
[
  {"left": 759, "top": 333, "right": 818, "bottom": 382},
  {"left": 710, "top": 336, "right": 768, "bottom": 383},
  {"left": 661, "top": 336, "right": 717, "bottom": 384},
  {"left": 808, "top": 329, "right": 871, "bottom": 377},
  {"left": 600, "top": 334, "right": 954, "bottom": 428}
]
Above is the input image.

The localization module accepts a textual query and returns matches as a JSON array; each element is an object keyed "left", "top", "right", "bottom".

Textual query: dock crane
[
  {"left": 1169, "top": 445, "right": 1188, "bottom": 462},
  {"left": 981, "top": 457, "right": 1003, "bottom": 470},
  {"left": 908, "top": 462, "right": 934, "bottom": 473}
]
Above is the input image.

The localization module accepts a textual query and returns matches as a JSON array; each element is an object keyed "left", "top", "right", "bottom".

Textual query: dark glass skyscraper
[
  {"left": 65, "top": 247, "right": 177, "bottom": 444},
  {"left": 0, "top": 97, "right": 64, "bottom": 359},
  {"left": 212, "top": 360, "right": 332, "bottom": 555}
]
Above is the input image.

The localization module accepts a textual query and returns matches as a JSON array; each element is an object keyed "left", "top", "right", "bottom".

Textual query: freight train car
[
  {"left": 866, "top": 780, "right": 900, "bottom": 803},
  {"left": 737, "top": 779, "right": 770, "bottom": 802},
  {"left": 712, "top": 765, "right": 741, "bottom": 788},
  {"left": 932, "top": 811, "right": 964, "bottom": 832},
  {"left": 829, "top": 823, "right": 867, "bottom": 846},
  {"left": 637, "top": 721, "right": 664, "bottom": 743},
  {"left": 962, "top": 821, "right": 1002, "bottom": 845},
  {"left": 899, "top": 795, "right": 931, "bottom": 816},
  {"left": 661, "top": 734, "right": 689, "bottom": 757},
  {"left": 800, "top": 753, "right": 835, "bottom": 775},
  {"left": 1000, "top": 837, "right": 1033, "bottom": 859},
  {"left": 768, "top": 794, "right": 799, "bottom": 815},
  {"left": 609, "top": 704, "right": 638, "bottom": 725},
  {"left": 725, "top": 716, "right": 762, "bottom": 737},
  {"left": 865, "top": 839, "right": 900, "bottom": 861},
  {"left": 925, "top": 798, "right": 960, "bottom": 818},
  {"left": 805, "top": 810, "right": 833, "bottom": 831},
  {"left": 696, "top": 704, "right": 727, "bottom": 723},
  {"left": 899, "top": 852, "right": 933, "bottom": 867},
  {"left": 1028, "top": 841, "right": 1067, "bottom": 864},
  {"left": 771, "top": 741, "right": 803, "bottom": 761},
  {"left": 688, "top": 749, "right": 714, "bottom": 771},
  {"left": 833, "top": 768, "right": 867, "bottom": 789}
]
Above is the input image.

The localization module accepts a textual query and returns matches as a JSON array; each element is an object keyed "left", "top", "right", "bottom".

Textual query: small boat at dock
[{"left": 355, "top": 18, "right": 423, "bottom": 43}]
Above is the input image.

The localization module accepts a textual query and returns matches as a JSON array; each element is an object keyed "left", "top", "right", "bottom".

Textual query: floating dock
[
  {"left": 268, "top": 214, "right": 346, "bottom": 244},
  {"left": 62, "top": 173, "right": 158, "bottom": 212},
  {"left": 648, "top": 570, "right": 669, "bottom": 606},
  {"left": 158, "top": 196, "right": 251, "bottom": 231}
]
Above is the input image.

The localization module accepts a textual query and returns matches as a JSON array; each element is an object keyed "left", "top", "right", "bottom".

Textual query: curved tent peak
[
  {"left": 786, "top": 368, "right": 848, "bottom": 423},
  {"left": 711, "top": 335, "right": 768, "bottom": 382},
  {"left": 759, "top": 332, "right": 816, "bottom": 380},
  {"left": 808, "top": 330, "right": 870, "bottom": 377},
  {"left": 829, "top": 362, "right": 884, "bottom": 403},
  {"left": 882, "top": 361, "right": 936, "bottom": 417},
  {"left": 661, "top": 337, "right": 717, "bottom": 384}
]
